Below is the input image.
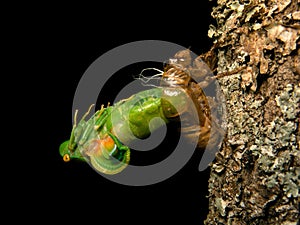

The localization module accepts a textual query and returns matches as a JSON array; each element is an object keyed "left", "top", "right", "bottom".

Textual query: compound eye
[{"left": 63, "top": 154, "right": 70, "bottom": 162}]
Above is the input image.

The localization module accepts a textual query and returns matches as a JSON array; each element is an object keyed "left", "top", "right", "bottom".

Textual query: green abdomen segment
[
  {"left": 109, "top": 87, "right": 190, "bottom": 144},
  {"left": 128, "top": 96, "right": 168, "bottom": 138},
  {"left": 109, "top": 88, "right": 169, "bottom": 144}
]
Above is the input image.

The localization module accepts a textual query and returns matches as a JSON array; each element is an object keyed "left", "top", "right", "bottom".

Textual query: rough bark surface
[{"left": 204, "top": 0, "right": 300, "bottom": 224}]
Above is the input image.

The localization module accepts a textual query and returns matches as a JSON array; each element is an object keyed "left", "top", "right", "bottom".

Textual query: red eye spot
[{"left": 63, "top": 154, "right": 70, "bottom": 162}]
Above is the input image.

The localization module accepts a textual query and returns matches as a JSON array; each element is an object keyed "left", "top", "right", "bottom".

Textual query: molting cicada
[{"left": 59, "top": 49, "right": 228, "bottom": 175}]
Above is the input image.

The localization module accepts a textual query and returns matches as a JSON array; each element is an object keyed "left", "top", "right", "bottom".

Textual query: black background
[{"left": 14, "top": 2, "right": 217, "bottom": 224}]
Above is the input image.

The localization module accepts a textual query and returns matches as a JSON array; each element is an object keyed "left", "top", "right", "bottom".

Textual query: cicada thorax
[
  {"left": 160, "top": 61, "right": 212, "bottom": 150},
  {"left": 72, "top": 106, "right": 131, "bottom": 175}
]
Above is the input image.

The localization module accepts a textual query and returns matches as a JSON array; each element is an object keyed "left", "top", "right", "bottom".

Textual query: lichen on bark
[{"left": 204, "top": 0, "right": 300, "bottom": 224}]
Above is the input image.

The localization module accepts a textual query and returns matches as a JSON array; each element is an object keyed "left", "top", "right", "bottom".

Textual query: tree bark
[{"left": 204, "top": 0, "right": 300, "bottom": 224}]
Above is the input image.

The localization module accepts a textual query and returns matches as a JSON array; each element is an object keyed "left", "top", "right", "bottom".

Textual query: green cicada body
[
  {"left": 59, "top": 86, "right": 194, "bottom": 175},
  {"left": 59, "top": 49, "right": 227, "bottom": 175}
]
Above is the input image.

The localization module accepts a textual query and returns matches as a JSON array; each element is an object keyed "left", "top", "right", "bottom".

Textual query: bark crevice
[{"left": 204, "top": 0, "right": 300, "bottom": 224}]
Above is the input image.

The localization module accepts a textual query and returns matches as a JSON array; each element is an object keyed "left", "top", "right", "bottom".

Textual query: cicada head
[
  {"left": 59, "top": 140, "right": 86, "bottom": 162},
  {"left": 59, "top": 104, "right": 131, "bottom": 175},
  {"left": 59, "top": 104, "right": 95, "bottom": 163}
]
